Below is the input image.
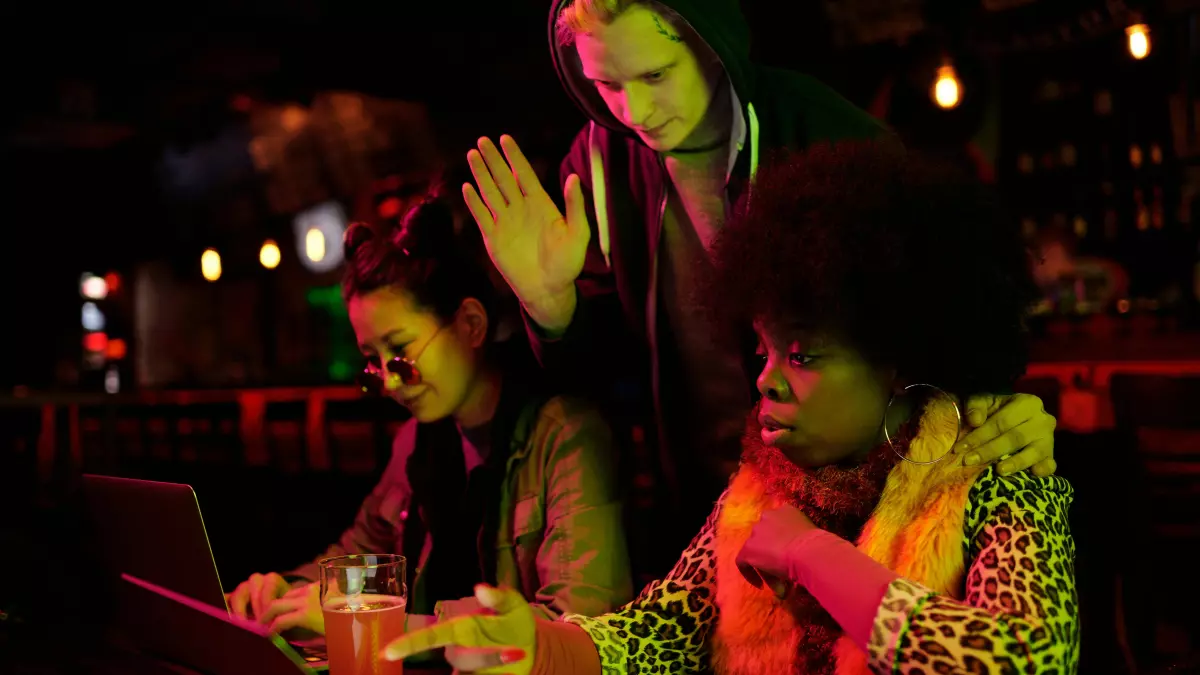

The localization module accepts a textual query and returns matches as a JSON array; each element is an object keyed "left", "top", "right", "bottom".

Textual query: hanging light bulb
[
  {"left": 1126, "top": 24, "right": 1150, "bottom": 60},
  {"left": 932, "top": 63, "right": 961, "bottom": 110},
  {"left": 260, "top": 239, "right": 281, "bottom": 269},
  {"left": 201, "top": 248, "right": 222, "bottom": 282}
]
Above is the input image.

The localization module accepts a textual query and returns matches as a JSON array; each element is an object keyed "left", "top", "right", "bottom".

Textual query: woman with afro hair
[{"left": 383, "top": 140, "right": 1080, "bottom": 675}]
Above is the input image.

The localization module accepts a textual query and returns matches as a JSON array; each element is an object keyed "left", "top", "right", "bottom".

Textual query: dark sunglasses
[
  {"left": 357, "top": 356, "right": 421, "bottom": 396},
  {"left": 356, "top": 327, "right": 445, "bottom": 396}
]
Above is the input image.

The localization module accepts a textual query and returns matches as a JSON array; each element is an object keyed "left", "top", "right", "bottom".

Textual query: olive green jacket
[{"left": 286, "top": 396, "right": 632, "bottom": 620}]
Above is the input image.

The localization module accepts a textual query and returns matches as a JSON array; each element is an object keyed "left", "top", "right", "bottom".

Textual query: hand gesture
[
  {"left": 464, "top": 135, "right": 590, "bottom": 332},
  {"left": 382, "top": 584, "right": 535, "bottom": 674}
]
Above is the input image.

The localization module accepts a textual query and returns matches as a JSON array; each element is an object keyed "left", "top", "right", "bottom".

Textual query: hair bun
[
  {"left": 393, "top": 198, "right": 458, "bottom": 259},
  {"left": 343, "top": 221, "right": 378, "bottom": 257}
]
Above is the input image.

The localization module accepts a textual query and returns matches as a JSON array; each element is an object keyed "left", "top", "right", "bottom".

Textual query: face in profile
[
  {"left": 574, "top": 4, "right": 725, "bottom": 152},
  {"left": 752, "top": 318, "right": 896, "bottom": 468},
  {"left": 347, "top": 286, "right": 488, "bottom": 423}
]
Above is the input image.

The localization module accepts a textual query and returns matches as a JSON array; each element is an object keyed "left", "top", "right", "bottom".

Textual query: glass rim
[{"left": 319, "top": 553, "right": 406, "bottom": 570}]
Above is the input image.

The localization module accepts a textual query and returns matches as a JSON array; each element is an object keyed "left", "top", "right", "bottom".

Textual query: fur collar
[{"left": 711, "top": 399, "right": 985, "bottom": 675}]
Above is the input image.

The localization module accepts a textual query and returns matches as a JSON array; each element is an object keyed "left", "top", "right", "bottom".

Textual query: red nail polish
[{"left": 500, "top": 648, "right": 527, "bottom": 664}]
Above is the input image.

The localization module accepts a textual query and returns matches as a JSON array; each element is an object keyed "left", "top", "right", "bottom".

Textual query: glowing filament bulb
[
  {"left": 1127, "top": 24, "right": 1150, "bottom": 60},
  {"left": 201, "top": 248, "right": 222, "bottom": 281},
  {"left": 260, "top": 239, "right": 281, "bottom": 269},
  {"left": 933, "top": 64, "right": 961, "bottom": 109}
]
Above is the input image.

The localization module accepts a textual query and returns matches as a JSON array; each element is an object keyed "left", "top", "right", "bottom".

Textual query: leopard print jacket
[{"left": 566, "top": 466, "right": 1079, "bottom": 674}]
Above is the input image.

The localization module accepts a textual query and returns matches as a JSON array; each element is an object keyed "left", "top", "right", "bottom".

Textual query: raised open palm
[{"left": 463, "top": 135, "right": 590, "bottom": 329}]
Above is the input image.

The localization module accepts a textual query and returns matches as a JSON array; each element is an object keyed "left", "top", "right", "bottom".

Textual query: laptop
[
  {"left": 116, "top": 572, "right": 315, "bottom": 674},
  {"left": 82, "top": 474, "right": 328, "bottom": 669}
]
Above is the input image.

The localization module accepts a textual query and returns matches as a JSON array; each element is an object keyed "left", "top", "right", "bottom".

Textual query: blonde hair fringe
[{"left": 556, "top": 0, "right": 629, "bottom": 45}]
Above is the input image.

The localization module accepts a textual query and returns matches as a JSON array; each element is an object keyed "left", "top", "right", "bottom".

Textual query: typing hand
[
  {"left": 258, "top": 582, "right": 324, "bottom": 635},
  {"left": 227, "top": 572, "right": 290, "bottom": 621}
]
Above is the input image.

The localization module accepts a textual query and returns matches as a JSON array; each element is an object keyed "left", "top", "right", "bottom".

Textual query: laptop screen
[{"left": 82, "top": 474, "right": 229, "bottom": 610}]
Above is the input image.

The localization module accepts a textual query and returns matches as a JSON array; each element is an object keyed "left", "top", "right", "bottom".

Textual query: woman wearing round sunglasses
[{"left": 227, "top": 191, "right": 633, "bottom": 636}]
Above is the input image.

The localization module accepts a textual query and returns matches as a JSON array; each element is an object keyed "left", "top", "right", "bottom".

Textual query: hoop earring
[{"left": 884, "top": 383, "right": 962, "bottom": 465}]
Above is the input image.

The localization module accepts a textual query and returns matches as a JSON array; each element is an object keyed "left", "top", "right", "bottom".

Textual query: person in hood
[
  {"left": 382, "top": 140, "right": 1080, "bottom": 675},
  {"left": 459, "top": 0, "right": 1058, "bottom": 561}
]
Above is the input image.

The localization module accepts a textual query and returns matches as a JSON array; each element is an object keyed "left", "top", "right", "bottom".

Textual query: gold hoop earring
[{"left": 884, "top": 383, "right": 962, "bottom": 465}]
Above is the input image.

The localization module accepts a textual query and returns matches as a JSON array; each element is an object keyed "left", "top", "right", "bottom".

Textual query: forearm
[
  {"left": 788, "top": 530, "right": 1077, "bottom": 672},
  {"left": 522, "top": 285, "right": 578, "bottom": 339},
  {"left": 523, "top": 284, "right": 590, "bottom": 370},
  {"left": 866, "top": 579, "right": 1078, "bottom": 673},
  {"left": 785, "top": 529, "right": 898, "bottom": 652},
  {"left": 524, "top": 285, "right": 630, "bottom": 386},
  {"left": 864, "top": 476, "right": 1078, "bottom": 672}
]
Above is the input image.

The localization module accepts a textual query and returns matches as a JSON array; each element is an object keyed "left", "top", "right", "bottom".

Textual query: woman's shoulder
[
  {"left": 964, "top": 466, "right": 1074, "bottom": 536},
  {"left": 968, "top": 466, "right": 1073, "bottom": 510},
  {"left": 531, "top": 396, "right": 613, "bottom": 445},
  {"left": 523, "top": 395, "right": 615, "bottom": 463},
  {"left": 531, "top": 395, "right": 609, "bottom": 428}
]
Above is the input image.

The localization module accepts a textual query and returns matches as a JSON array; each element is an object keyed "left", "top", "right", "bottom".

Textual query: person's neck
[
  {"left": 812, "top": 392, "right": 917, "bottom": 467},
  {"left": 662, "top": 78, "right": 734, "bottom": 170},
  {"left": 453, "top": 368, "right": 503, "bottom": 430}
]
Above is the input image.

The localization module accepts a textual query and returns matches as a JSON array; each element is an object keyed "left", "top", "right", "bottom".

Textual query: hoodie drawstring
[
  {"left": 587, "top": 121, "right": 612, "bottom": 270},
  {"left": 748, "top": 101, "right": 760, "bottom": 183},
  {"left": 588, "top": 104, "right": 760, "bottom": 271}
]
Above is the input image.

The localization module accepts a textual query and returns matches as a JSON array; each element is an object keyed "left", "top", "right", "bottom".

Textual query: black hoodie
[{"left": 529, "top": 0, "right": 891, "bottom": 518}]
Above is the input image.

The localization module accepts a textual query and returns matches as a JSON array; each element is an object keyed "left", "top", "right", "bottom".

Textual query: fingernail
[
  {"left": 476, "top": 584, "right": 502, "bottom": 607},
  {"left": 963, "top": 453, "right": 980, "bottom": 466},
  {"left": 501, "top": 648, "right": 527, "bottom": 664},
  {"left": 382, "top": 647, "right": 403, "bottom": 662},
  {"left": 998, "top": 462, "right": 1011, "bottom": 475},
  {"left": 953, "top": 443, "right": 968, "bottom": 454}
]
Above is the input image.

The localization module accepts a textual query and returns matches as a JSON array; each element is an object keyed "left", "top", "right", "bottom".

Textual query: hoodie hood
[{"left": 548, "top": 0, "right": 756, "bottom": 135}]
